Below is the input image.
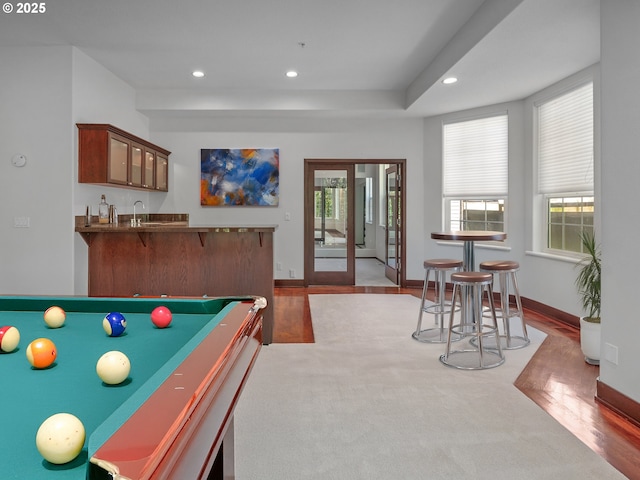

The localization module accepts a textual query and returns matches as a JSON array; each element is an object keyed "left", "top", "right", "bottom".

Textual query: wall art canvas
[{"left": 200, "top": 148, "right": 279, "bottom": 206}]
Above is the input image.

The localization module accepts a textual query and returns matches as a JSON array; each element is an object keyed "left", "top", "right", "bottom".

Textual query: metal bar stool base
[
  {"left": 413, "top": 259, "right": 463, "bottom": 344},
  {"left": 471, "top": 334, "right": 530, "bottom": 351},
  {"left": 439, "top": 272, "right": 505, "bottom": 370},
  {"left": 478, "top": 260, "right": 530, "bottom": 351},
  {"left": 439, "top": 350, "right": 505, "bottom": 370},
  {"left": 412, "top": 327, "right": 462, "bottom": 344}
]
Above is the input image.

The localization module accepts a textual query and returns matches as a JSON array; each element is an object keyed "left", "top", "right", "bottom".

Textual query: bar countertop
[{"left": 74, "top": 214, "right": 277, "bottom": 233}]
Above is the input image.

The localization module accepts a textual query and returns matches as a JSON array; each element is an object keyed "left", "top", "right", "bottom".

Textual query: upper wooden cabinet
[{"left": 77, "top": 124, "right": 170, "bottom": 192}]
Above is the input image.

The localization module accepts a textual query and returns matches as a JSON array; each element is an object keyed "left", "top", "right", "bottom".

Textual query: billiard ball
[
  {"left": 43, "top": 306, "right": 66, "bottom": 328},
  {"left": 151, "top": 306, "right": 172, "bottom": 328},
  {"left": 26, "top": 338, "right": 57, "bottom": 369},
  {"left": 96, "top": 350, "right": 130, "bottom": 384},
  {"left": 0, "top": 325, "right": 20, "bottom": 353},
  {"left": 103, "top": 312, "right": 127, "bottom": 337},
  {"left": 44, "top": 306, "right": 66, "bottom": 328},
  {"left": 35, "top": 413, "right": 85, "bottom": 464}
]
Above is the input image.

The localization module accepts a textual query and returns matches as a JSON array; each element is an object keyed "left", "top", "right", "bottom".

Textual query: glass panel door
[
  {"left": 385, "top": 165, "right": 400, "bottom": 284},
  {"left": 305, "top": 164, "right": 355, "bottom": 285}
]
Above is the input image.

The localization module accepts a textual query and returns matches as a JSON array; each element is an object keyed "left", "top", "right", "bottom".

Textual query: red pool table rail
[{"left": 87, "top": 297, "right": 265, "bottom": 480}]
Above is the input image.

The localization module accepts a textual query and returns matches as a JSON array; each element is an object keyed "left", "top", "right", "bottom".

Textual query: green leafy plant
[{"left": 575, "top": 231, "right": 601, "bottom": 322}]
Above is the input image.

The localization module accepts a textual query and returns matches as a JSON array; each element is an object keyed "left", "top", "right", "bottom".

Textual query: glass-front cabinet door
[
  {"left": 108, "top": 135, "right": 129, "bottom": 185},
  {"left": 156, "top": 153, "right": 168, "bottom": 191},
  {"left": 144, "top": 151, "right": 156, "bottom": 189},
  {"left": 130, "top": 143, "right": 143, "bottom": 187}
]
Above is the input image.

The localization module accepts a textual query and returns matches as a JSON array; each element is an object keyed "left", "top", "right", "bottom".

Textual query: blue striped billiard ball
[{"left": 103, "top": 312, "right": 127, "bottom": 337}]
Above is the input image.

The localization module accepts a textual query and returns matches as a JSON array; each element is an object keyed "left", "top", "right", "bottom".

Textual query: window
[
  {"left": 537, "top": 82, "right": 594, "bottom": 254},
  {"left": 443, "top": 114, "right": 508, "bottom": 231}
]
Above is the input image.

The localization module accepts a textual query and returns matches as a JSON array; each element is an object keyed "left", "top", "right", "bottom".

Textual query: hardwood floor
[{"left": 273, "top": 286, "right": 640, "bottom": 479}]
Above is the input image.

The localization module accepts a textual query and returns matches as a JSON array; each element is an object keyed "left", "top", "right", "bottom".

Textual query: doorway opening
[{"left": 304, "top": 159, "right": 406, "bottom": 287}]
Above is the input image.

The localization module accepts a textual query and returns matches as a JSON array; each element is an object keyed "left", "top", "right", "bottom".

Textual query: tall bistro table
[
  {"left": 431, "top": 231, "right": 508, "bottom": 330},
  {"left": 430, "top": 230, "right": 507, "bottom": 271}
]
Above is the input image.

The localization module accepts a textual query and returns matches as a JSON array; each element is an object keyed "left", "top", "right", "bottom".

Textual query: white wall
[
  {"left": 599, "top": 0, "right": 640, "bottom": 402},
  {"left": 0, "top": 46, "right": 74, "bottom": 294},
  {"left": 148, "top": 118, "right": 425, "bottom": 281},
  {"left": 71, "top": 48, "right": 155, "bottom": 294}
]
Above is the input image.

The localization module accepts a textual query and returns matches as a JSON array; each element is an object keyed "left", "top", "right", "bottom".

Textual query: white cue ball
[
  {"left": 35, "top": 413, "right": 85, "bottom": 464},
  {"left": 43, "top": 306, "right": 66, "bottom": 328},
  {"left": 96, "top": 350, "right": 131, "bottom": 385}
]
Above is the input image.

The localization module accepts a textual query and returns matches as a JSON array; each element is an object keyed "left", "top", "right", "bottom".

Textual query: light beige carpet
[{"left": 234, "top": 294, "right": 626, "bottom": 479}]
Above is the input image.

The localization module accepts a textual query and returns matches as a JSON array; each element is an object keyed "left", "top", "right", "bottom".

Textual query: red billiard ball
[
  {"left": 0, "top": 325, "right": 20, "bottom": 353},
  {"left": 103, "top": 312, "right": 127, "bottom": 337},
  {"left": 151, "top": 306, "right": 172, "bottom": 328},
  {"left": 44, "top": 306, "right": 66, "bottom": 328},
  {"left": 26, "top": 338, "right": 57, "bottom": 369}
]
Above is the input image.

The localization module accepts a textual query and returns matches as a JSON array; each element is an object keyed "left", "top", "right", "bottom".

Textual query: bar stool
[
  {"left": 439, "top": 271, "right": 505, "bottom": 370},
  {"left": 479, "top": 260, "right": 530, "bottom": 350},
  {"left": 412, "top": 259, "right": 463, "bottom": 343}
]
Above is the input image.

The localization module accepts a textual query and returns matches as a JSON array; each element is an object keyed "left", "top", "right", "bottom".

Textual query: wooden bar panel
[{"left": 83, "top": 229, "right": 274, "bottom": 344}]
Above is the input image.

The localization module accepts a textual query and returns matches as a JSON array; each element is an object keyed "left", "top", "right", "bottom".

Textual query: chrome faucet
[{"left": 133, "top": 200, "right": 145, "bottom": 226}]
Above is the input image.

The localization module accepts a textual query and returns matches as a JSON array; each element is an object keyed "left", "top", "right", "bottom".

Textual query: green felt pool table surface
[{"left": 0, "top": 295, "right": 263, "bottom": 480}]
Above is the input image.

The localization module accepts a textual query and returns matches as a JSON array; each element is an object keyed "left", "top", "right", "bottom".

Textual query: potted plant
[{"left": 575, "top": 230, "right": 601, "bottom": 365}]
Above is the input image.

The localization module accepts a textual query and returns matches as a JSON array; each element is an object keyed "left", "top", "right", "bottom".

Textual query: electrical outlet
[
  {"left": 604, "top": 343, "right": 619, "bottom": 365},
  {"left": 276, "top": 262, "right": 282, "bottom": 271},
  {"left": 289, "top": 269, "right": 295, "bottom": 278}
]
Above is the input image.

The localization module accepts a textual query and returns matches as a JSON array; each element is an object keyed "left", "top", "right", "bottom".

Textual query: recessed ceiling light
[
  {"left": 442, "top": 77, "right": 458, "bottom": 85},
  {"left": 286, "top": 70, "right": 298, "bottom": 78},
  {"left": 192, "top": 70, "right": 205, "bottom": 78}
]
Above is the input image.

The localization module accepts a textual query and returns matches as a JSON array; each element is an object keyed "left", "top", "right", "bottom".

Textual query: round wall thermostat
[{"left": 11, "top": 154, "right": 27, "bottom": 167}]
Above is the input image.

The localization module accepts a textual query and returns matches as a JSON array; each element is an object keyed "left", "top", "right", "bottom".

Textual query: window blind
[
  {"left": 537, "top": 82, "right": 593, "bottom": 194},
  {"left": 443, "top": 114, "right": 508, "bottom": 197}
]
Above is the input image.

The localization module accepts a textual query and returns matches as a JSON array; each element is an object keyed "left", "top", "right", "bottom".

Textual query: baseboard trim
[
  {"left": 520, "top": 296, "right": 580, "bottom": 328},
  {"left": 596, "top": 380, "right": 640, "bottom": 429},
  {"left": 275, "top": 279, "right": 306, "bottom": 287}
]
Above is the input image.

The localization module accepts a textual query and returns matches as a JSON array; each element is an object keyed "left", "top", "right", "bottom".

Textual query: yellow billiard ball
[
  {"left": 0, "top": 325, "right": 20, "bottom": 353},
  {"left": 96, "top": 350, "right": 131, "bottom": 385},
  {"left": 26, "top": 338, "right": 57, "bottom": 369},
  {"left": 35, "top": 413, "right": 85, "bottom": 464},
  {"left": 43, "top": 306, "right": 66, "bottom": 328}
]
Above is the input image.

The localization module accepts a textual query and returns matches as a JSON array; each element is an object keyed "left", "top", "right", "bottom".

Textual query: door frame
[{"left": 303, "top": 158, "right": 406, "bottom": 287}]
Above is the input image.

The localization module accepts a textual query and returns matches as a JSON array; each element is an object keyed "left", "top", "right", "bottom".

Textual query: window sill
[{"left": 525, "top": 250, "right": 581, "bottom": 265}]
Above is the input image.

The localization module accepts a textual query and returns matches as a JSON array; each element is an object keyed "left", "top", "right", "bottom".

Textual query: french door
[
  {"left": 385, "top": 165, "right": 401, "bottom": 284},
  {"left": 304, "top": 162, "right": 355, "bottom": 285}
]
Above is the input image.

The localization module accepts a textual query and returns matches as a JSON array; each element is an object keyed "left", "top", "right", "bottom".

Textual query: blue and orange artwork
[{"left": 200, "top": 148, "right": 279, "bottom": 206}]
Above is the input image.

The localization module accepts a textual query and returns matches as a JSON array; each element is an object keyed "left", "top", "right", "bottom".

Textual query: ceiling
[{"left": 0, "top": 0, "right": 600, "bottom": 119}]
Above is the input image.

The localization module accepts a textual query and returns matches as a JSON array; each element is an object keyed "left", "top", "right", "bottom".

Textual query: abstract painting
[{"left": 200, "top": 148, "right": 279, "bottom": 206}]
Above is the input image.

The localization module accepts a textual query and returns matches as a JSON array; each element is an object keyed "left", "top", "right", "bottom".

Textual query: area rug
[{"left": 234, "top": 294, "right": 625, "bottom": 479}]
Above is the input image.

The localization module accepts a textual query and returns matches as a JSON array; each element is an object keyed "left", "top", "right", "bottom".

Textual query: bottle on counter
[{"left": 98, "top": 194, "right": 109, "bottom": 224}]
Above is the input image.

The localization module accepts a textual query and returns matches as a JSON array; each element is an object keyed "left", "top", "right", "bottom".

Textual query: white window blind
[
  {"left": 537, "top": 82, "right": 593, "bottom": 194},
  {"left": 443, "top": 114, "right": 508, "bottom": 197}
]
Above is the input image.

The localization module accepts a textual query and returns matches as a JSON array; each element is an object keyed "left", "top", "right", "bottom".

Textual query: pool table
[{"left": 0, "top": 295, "right": 265, "bottom": 480}]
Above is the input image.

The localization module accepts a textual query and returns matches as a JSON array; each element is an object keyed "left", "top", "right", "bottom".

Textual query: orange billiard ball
[{"left": 26, "top": 338, "right": 57, "bottom": 369}]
